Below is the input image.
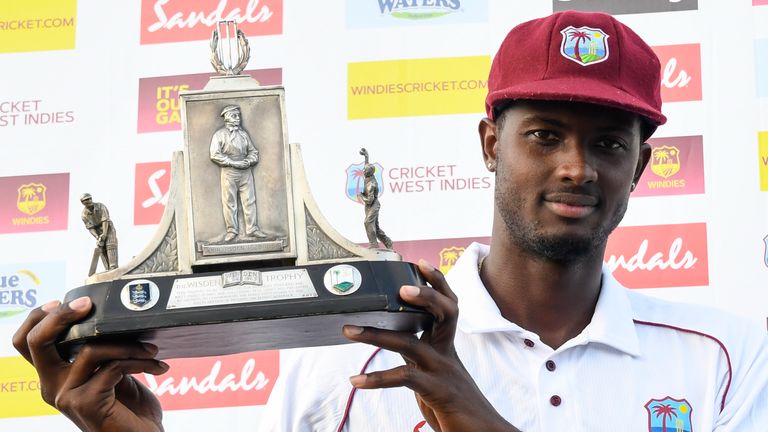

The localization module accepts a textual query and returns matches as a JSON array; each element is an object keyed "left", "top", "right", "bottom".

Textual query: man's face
[
  {"left": 224, "top": 110, "right": 241, "bottom": 126},
  {"left": 482, "top": 100, "right": 650, "bottom": 262}
]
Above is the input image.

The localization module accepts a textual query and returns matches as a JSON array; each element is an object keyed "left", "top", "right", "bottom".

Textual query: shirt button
[
  {"left": 546, "top": 360, "right": 556, "bottom": 371},
  {"left": 524, "top": 339, "right": 535, "bottom": 348},
  {"left": 550, "top": 395, "right": 562, "bottom": 407}
]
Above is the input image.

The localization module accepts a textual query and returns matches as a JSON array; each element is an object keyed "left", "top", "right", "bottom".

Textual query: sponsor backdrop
[{"left": 0, "top": 0, "right": 766, "bottom": 430}]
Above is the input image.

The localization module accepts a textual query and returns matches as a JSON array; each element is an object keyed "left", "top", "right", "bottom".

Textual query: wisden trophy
[{"left": 58, "top": 22, "right": 431, "bottom": 360}]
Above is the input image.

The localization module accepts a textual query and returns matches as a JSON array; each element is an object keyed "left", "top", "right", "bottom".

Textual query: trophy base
[{"left": 57, "top": 261, "right": 432, "bottom": 360}]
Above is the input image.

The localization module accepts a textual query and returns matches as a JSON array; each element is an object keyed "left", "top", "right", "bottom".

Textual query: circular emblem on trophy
[
  {"left": 120, "top": 279, "right": 160, "bottom": 311},
  {"left": 323, "top": 265, "right": 362, "bottom": 296}
]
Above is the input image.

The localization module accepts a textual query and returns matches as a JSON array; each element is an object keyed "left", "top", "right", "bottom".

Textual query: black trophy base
[{"left": 57, "top": 260, "right": 432, "bottom": 360}]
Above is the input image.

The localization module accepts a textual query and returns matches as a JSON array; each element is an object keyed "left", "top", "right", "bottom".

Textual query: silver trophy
[{"left": 58, "top": 22, "right": 430, "bottom": 360}]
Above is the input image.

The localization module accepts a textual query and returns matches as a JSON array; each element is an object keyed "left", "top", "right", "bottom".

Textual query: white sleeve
[
  {"left": 712, "top": 323, "right": 768, "bottom": 431},
  {"left": 257, "top": 343, "right": 378, "bottom": 432}
]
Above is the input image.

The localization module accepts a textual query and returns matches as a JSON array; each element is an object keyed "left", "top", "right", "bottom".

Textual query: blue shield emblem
[
  {"left": 560, "top": 26, "right": 610, "bottom": 66},
  {"left": 345, "top": 162, "right": 384, "bottom": 203},
  {"left": 645, "top": 397, "right": 693, "bottom": 432},
  {"left": 129, "top": 282, "right": 151, "bottom": 308}
]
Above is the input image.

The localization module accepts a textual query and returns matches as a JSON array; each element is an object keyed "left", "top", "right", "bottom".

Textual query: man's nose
[{"left": 555, "top": 144, "right": 598, "bottom": 185}]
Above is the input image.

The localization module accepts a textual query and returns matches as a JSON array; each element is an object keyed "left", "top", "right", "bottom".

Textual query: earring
[
  {"left": 487, "top": 162, "right": 495, "bottom": 171},
  {"left": 630, "top": 182, "right": 637, "bottom": 191}
]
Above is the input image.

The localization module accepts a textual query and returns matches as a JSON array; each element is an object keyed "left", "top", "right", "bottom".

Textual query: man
[
  {"left": 358, "top": 147, "right": 394, "bottom": 249},
  {"left": 80, "top": 193, "right": 118, "bottom": 272},
  {"left": 210, "top": 104, "right": 267, "bottom": 241},
  {"left": 12, "top": 11, "right": 768, "bottom": 432}
]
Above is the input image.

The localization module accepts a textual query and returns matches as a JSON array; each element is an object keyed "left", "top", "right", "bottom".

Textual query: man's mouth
[{"left": 543, "top": 192, "right": 599, "bottom": 219}]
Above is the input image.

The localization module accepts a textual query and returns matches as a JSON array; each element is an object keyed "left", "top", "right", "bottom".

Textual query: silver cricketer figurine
[
  {"left": 210, "top": 104, "right": 269, "bottom": 242},
  {"left": 80, "top": 193, "right": 118, "bottom": 275},
  {"left": 358, "top": 148, "right": 393, "bottom": 250}
]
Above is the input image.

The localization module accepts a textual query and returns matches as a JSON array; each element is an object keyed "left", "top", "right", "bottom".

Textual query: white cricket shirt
[{"left": 258, "top": 243, "right": 768, "bottom": 431}]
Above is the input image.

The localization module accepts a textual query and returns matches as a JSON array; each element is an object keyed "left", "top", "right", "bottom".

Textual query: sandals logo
[
  {"left": 347, "top": 0, "right": 487, "bottom": 28},
  {"left": 553, "top": 0, "right": 698, "bottom": 15},
  {"left": 653, "top": 44, "right": 702, "bottom": 103},
  {"left": 133, "top": 351, "right": 279, "bottom": 410},
  {"left": 0, "top": 0, "right": 76, "bottom": 54},
  {"left": 140, "top": 0, "right": 282, "bottom": 45},
  {"left": 0, "top": 173, "right": 69, "bottom": 234},
  {"left": 605, "top": 223, "right": 709, "bottom": 288},
  {"left": 135, "top": 161, "right": 171, "bottom": 226}
]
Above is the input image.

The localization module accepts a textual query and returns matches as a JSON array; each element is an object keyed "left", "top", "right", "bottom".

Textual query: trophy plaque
[{"left": 58, "top": 22, "right": 431, "bottom": 360}]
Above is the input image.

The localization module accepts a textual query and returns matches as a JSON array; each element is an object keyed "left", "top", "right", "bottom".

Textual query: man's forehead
[{"left": 505, "top": 100, "right": 640, "bottom": 129}]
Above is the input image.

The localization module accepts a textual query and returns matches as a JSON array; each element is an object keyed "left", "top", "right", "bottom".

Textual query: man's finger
[
  {"left": 12, "top": 300, "right": 60, "bottom": 363},
  {"left": 398, "top": 283, "right": 458, "bottom": 327},
  {"left": 349, "top": 365, "right": 429, "bottom": 394},
  {"left": 80, "top": 359, "right": 168, "bottom": 394},
  {"left": 65, "top": 342, "right": 160, "bottom": 390},
  {"left": 417, "top": 259, "right": 458, "bottom": 303},
  {"left": 343, "top": 325, "right": 439, "bottom": 369},
  {"left": 27, "top": 297, "right": 92, "bottom": 371}
]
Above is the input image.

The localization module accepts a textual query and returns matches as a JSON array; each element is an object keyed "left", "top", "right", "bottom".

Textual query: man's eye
[
  {"left": 596, "top": 139, "right": 625, "bottom": 150},
  {"left": 531, "top": 130, "right": 558, "bottom": 141}
]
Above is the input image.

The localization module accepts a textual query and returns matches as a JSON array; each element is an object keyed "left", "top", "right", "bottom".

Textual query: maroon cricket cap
[{"left": 486, "top": 11, "right": 666, "bottom": 126}]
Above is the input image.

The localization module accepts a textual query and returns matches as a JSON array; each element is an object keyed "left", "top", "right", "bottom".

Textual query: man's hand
[
  {"left": 230, "top": 160, "right": 250, "bottom": 169},
  {"left": 342, "top": 261, "right": 518, "bottom": 432},
  {"left": 12, "top": 297, "right": 168, "bottom": 432}
]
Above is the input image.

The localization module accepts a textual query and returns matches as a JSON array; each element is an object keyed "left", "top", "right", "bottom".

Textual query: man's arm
[
  {"left": 243, "top": 132, "right": 259, "bottom": 166},
  {"left": 713, "top": 324, "right": 768, "bottom": 431},
  {"left": 210, "top": 130, "right": 236, "bottom": 167},
  {"left": 12, "top": 297, "right": 167, "bottom": 432},
  {"left": 343, "top": 261, "right": 521, "bottom": 432}
]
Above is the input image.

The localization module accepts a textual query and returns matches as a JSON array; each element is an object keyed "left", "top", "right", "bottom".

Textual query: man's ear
[
  {"left": 478, "top": 118, "right": 498, "bottom": 172},
  {"left": 633, "top": 142, "right": 652, "bottom": 185}
]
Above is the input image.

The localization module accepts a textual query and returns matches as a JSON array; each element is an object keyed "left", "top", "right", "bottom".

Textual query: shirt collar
[{"left": 450, "top": 242, "right": 640, "bottom": 356}]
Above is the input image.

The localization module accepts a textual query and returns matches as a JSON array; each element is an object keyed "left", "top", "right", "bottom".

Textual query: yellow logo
[
  {"left": 650, "top": 145, "right": 681, "bottom": 178},
  {"left": 760, "top": 132, "right": 768, "bottom": 192},
  {"left": 0, "top": 0, "right": 77, "bottom": 54},
  {"left": 0, "top": 356, "right": 57, "bottom": 418},
  {"left": 439, "top": 246, "right": 465, "bottom": 274},
  {"left": 16, "top": 183, "right": 46, "bottom": 216},
  {"left": 348, "top": 56, "right": 490, "bottom": 119}
]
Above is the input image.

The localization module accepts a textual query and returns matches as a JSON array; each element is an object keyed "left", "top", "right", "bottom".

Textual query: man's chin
[{"left": 523, "top": 234, "right": 601, "bottom": 263}]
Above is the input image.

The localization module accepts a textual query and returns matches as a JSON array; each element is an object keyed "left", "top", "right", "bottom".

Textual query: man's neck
[{"left": 481, "top": 220, "right": 605, "bottom": 350}]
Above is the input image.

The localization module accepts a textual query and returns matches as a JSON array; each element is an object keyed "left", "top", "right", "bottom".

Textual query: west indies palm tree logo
[
  {"left": 559, "top": 26, "right": 610, "bottom": 66},
  {"left": 650, "top": 145, "right": 682, "bottom": 178},
  {"left": 644, "top": 397, "right": 692, "bottom": 432},
  {"left": 439, "top": 246, "right": 465, "bottom": 273},
  {"left": 16, "top": 183, "right": 47, "bottom": 215},
  {"left": 345, "top": 162, "right": 384, "bottom": 203}
]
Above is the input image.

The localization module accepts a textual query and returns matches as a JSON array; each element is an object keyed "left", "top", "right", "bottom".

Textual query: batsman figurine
[
  {"left": 80, "top": 193, "right": 118, "bottom": 276},
  {"left": 358, "top": 148, "right": 393, "bottom": 250}
]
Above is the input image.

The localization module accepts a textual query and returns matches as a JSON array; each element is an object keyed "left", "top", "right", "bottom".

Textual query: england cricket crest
[
  {"left": 439, "top": 246, "right": 465, "bottom": 274},
  {"left": 345, "top": 162, "right": 384, "bottom": 203},
  {"left": 651, "top": 145, "right": 682, "bottom": 178},
  {"left": 559, "top": 26, "right": 609, "bottom": 66},
  {"left": 645, "top": 397, "right": 693, "bottom": 432},
  {"left": 120, "top": 280, "right": 160, "bottom": 311},
  {"left": 16, "top": 183, "right": 47, "bottom": 215}
]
